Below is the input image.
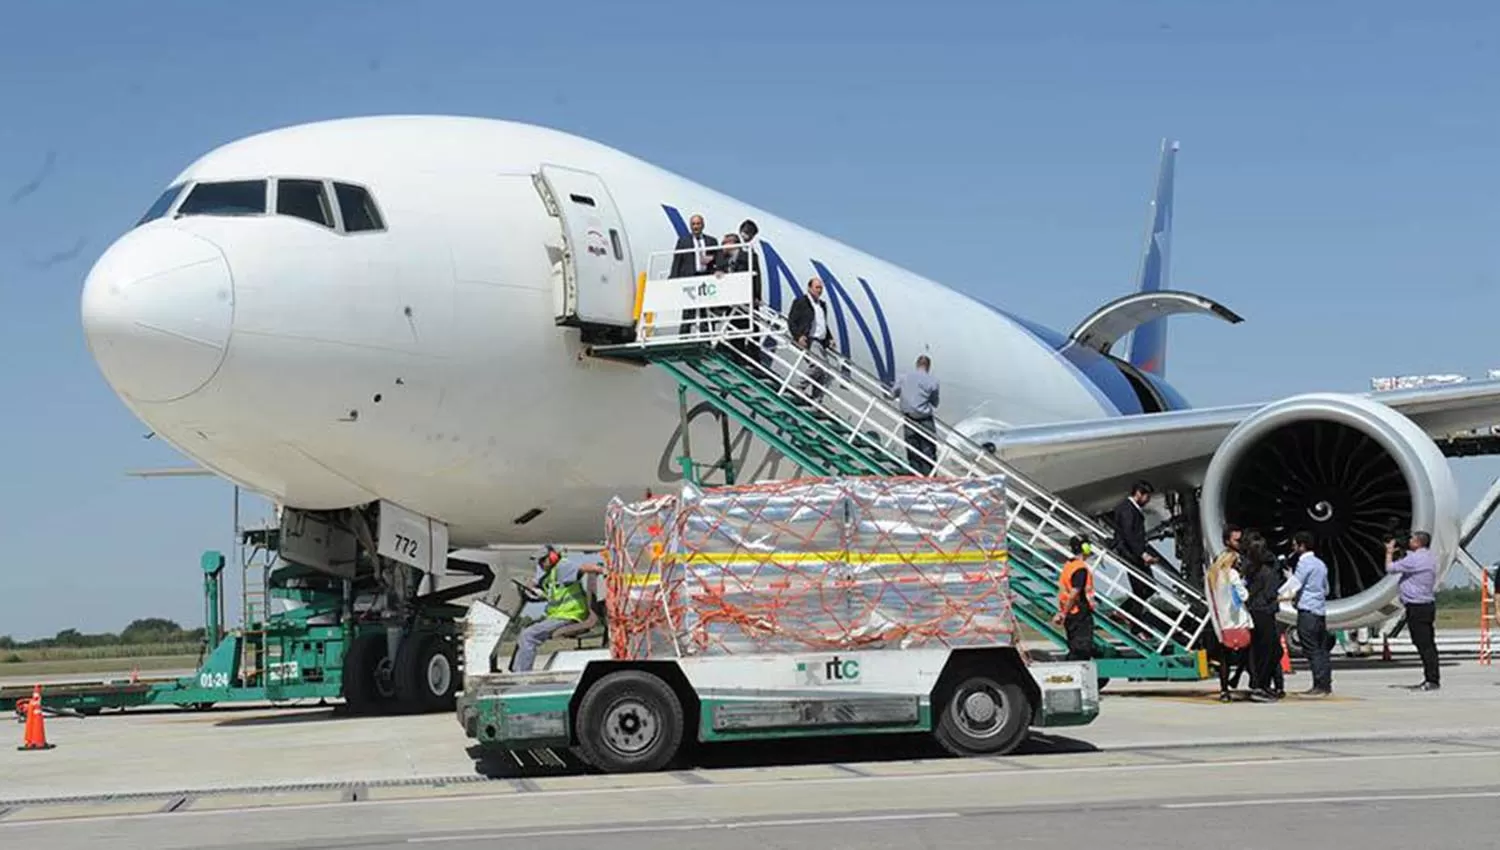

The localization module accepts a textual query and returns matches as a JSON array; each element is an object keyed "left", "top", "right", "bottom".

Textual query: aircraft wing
[{"left": 969, "top": 379, "right": 1500, "bottom": 515}]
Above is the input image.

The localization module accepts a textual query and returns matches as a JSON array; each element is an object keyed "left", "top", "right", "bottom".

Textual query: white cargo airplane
[{"left": 81, "top": 115, "right": 1500, "bottom": 632}]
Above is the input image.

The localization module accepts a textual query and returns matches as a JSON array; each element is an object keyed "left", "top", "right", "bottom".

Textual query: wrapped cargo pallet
[{"left": 603, "top": 475, "right": 1017, "bottom": 660}]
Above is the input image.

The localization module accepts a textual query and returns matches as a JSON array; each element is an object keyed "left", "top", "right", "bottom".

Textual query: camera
[{"left": 1384, "top": 528, "right": 1410, "bottom": 552}]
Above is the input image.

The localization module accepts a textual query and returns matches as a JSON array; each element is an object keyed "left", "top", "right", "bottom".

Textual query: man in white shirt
[
  {"left": 670, "top": 214, "right": 717, "bottom": 278},
  {"left": 670, "top": 214, "right": 718, "bottom": 336},
  {"left": 787, "top": 277, "right": 834, "bottom": 400}
]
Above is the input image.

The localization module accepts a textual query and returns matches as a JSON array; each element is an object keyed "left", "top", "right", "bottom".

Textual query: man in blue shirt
[
  {"left": 1387, "top": 531, "right": 1440, "bottom": 691},
  {"left": 891, "top": 355, "right": 941, "bottom": 475},
  {"left": 1283, "top": 531, "right": 1332, "bottom": 696}
]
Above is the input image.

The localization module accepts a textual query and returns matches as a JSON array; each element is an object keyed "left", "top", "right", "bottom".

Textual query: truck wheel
[
  {"left": 933, "top": 674, "right": 1030, "bottom": 757},
  {"left": 395, "top": 633, "right": 459, "bottom": 713},
  {"left": 343, "top": 634, "right": 398, "bottom": 715},
  {"left": 574, "top": 670, "right": 684, "bottom": 773}
]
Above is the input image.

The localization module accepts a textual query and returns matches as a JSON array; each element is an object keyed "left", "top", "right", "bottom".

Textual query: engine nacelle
[{"left": 1200, "top": 393, "right": 1460, "bottom": 632}]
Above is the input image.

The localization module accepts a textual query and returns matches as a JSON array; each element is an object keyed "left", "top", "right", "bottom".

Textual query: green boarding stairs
[{"left": 591, "top": 276, "right": 1211, "bottom": 682}]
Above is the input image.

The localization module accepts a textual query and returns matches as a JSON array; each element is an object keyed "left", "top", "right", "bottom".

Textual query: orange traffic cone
[
  {"left": 1280, "top": 634, "right": 1293, "bottom": 674},
  {"left": 18, "top": 685, "right": 54, "bottom": 751}
]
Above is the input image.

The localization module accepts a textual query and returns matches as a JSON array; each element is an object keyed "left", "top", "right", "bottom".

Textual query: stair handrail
[
  {"left": 708, "top": 310, "right": 1208, "bottom": 653},
  {"left": 611, "top": 294, "right": 1210, "bottom": 654}
]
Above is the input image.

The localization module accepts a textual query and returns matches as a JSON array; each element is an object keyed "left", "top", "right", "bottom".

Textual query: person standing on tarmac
[
  {"left": 1241, "top": 530, "right": 1284, "bottom": 701},
  {"left": 1283, "top": 530, "right": 1333, "bottom": 697},
  {"left": 1386, "top": 531, "right": 1440, "bottom": 691},
  {"left": 512, "top": 546, "right": 605, "bottom": 673},
  {"left": 1053, "top": 536, "right": 1096, "bottom": 661},
  {"left": 1205, "top": 526, "right": 1251, "bottom": 702}
]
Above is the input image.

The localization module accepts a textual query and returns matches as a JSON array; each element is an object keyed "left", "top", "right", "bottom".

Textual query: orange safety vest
[{"left": 1059, "top": 558, "right": 1095, "bottom": 616}]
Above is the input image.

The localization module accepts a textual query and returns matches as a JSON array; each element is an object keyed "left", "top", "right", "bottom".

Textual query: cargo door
[{"left": 533, "top": 165, "right": 637, "bottom": 328}]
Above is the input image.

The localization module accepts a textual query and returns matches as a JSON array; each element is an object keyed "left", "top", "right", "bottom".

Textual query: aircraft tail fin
[{"left": 1125, "top": 139, "right": 1178, "bottom": 378}]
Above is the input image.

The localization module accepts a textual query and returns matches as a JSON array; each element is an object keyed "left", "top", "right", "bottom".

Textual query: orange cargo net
[{"left": 603, "top": 476, "right": 1020, "bottom": 660}]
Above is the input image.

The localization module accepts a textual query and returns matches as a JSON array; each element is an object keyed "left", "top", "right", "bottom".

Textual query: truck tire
[
  {"left": 933, "top": 674, "right": 1030, "bottom": 757},
  {"left": 574, "top": 670, "right": 684, "bottom": 773},
  {"left": 343, "top": 634, "right": 397, "bottom": 715},
  {"left": 395, "top": 633, "right": 459, "bottom": 713}
]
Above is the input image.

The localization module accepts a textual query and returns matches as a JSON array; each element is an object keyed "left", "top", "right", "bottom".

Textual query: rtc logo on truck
[{"left": 796, "top": 656, "right": 862, "bottom": 686}]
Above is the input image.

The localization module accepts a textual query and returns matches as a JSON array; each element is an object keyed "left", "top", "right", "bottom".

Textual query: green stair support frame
[{"left": 594, "top": 322, "right": 1209, "bottom": 682}]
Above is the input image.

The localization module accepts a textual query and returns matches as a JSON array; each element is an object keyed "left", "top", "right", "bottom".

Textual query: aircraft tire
[
  {"left": 394, "top": 633, "right": 459, "bottom": 713},
  {"left": 343, "top": 633, "right": 397, "bottom": 715}
]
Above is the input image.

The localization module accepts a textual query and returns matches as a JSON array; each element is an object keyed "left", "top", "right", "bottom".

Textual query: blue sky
[{"left": 1, "top": 1, "right": 1497, "bottom": 639}]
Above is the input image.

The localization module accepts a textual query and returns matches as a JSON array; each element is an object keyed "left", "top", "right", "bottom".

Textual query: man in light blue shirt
[
  {"left": 1387, "top": 531, "right": 1440, "bottom": 690},
  {"left": 891, "top": 355, "right": 941, "bottom": 475},
  {"left": 1284, "top": 530, "right": 1332, "bottom": 696}
]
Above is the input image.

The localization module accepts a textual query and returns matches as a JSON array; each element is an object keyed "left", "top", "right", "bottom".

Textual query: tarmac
[{"left": 1, "top": 653, "right": 1498, "bottom": 849}]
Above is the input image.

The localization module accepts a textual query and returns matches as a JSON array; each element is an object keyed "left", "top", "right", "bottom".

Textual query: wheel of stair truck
[
  {"left": 573, "top": 670, "right": 685, "bottom": 773},
  {"left": 933, "top": 673, "right": 1031, "bottom": 758},
  {"left": 394, "top": 633, "right": 460, "bottom": 713},
  {"left": 342, "top": 633, "right": 399, "bottom": 715}
]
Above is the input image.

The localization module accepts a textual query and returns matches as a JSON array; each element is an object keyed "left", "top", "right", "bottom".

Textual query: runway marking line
[
  {"left": 405, "top": 811, "right": 964, "bottom": 843},
  {"left": 507, "top": 778, "right": 540, "bottom": 794},
  {"left": 1163, "top": 790, "right": 1500, "bottom": 810},
  {"left": 831, "top": 763, "right": 871, "bottom": 777},
  {"left": 1, "top": 749, "right": 1494, "bottom": 828},
  {"left": 1113, "top": 691, "right": 1361, "bottom": 706}
]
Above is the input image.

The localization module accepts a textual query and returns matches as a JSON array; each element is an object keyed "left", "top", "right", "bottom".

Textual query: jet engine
[{"left": 1200, "top": 393, "right": 1460, "bottom": 632}]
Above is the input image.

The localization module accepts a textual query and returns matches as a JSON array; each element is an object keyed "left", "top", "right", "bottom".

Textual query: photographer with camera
[{"left": 1386, "top": 531, "right": 1440, "bottom": 691}]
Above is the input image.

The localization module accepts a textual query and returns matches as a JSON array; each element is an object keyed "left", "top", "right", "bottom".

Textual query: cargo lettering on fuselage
[{"left": 662, "top": 205, "right": 896, "bottom": 384}]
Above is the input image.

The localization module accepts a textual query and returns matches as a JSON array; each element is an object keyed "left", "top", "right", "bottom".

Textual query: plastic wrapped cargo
[{"left": 603, "top": 476, "right": 1017, "bottom": 660}]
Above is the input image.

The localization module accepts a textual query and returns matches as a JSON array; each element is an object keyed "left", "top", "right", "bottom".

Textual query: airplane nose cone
[{"left": 81, "top": 228, "right": 234, "bottom": 403}]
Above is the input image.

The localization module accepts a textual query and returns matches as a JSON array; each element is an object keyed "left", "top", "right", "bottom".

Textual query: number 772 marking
[{"left": 393, "top": 533, "right": 420, "bottom": 560}]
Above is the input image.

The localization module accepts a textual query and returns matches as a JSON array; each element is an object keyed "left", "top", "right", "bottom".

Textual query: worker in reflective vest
[
  {"left": 1053, "top": 535, "right": 1096, "bottom": 661},
  {"left": 512, "top": 546, "right": 605, "bottom": 672}
]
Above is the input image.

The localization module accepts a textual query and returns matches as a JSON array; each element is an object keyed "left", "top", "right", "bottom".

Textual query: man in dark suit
[
  {"left": 670, "top": 213, "right": 717, "bottom": 336},
  {"left": 786, "top": 277, "right": 834, "bottom": 400},
  {"left": 670, "top": 213, "right": 717, "bottom": 278},
  {"left": 1109, "top": 479, "right": 1163, "bottom": 638},
  {"left": 733, "top": 219, "right": 768, "bottom": 366}
]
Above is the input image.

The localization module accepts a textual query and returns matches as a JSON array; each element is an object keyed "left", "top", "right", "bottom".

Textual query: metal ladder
[
  {"left": 593, "top": 293, "right": 1212, "bottom": 679},
  {"left": 238, "top": 533, "right": 274, "bottom": 686}
]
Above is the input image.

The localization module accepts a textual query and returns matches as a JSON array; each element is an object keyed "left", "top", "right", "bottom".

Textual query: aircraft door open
[{"left": 533, "top": 165, "right": 637, "bottom": 329}]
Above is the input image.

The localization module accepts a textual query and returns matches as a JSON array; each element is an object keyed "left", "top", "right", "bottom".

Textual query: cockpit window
[
  {"left": 333, "top": 183, "right": 385, "bottom": 232},
  {"left": 137, "top": 184, "right": 184, "bottom": 226},
  {"left": 276, "top": 179, "right": 334, "bottom": 229},
  {"left": 177, "top": 180, "right": 267, "bottom": 217}
]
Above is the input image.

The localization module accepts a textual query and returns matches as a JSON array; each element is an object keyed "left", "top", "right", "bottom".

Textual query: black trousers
[
  {"left": 904, "top": 416, "right": 936, "bottom": 475},
  {"left": 1405, "top": 601, "right": 1440, "bottom": 685},
  {"left": 1216, "top": 644, "right": 1248, "bottom": 693},
  {"left": 1249, "top": 610, "right": 1281, "bottom": 691},
  {"left": 1064, "top": 610, "right": 1095, "bottom": 661},
  {"left": 1118, "top": 563, "right": 1168, "bottom": 639}
]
